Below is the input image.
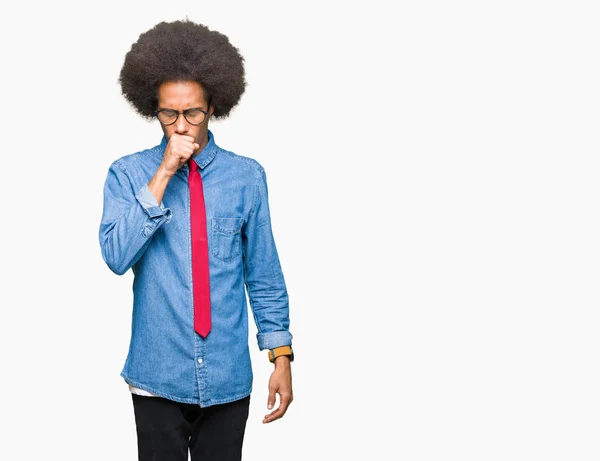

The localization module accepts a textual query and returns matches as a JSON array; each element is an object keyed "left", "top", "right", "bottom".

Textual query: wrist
[
  {"left": 273, "top": 355, "right": 291, "bottom": 367},
  {"left": 157, "top": 164, "right": 176, "bottom": 179}
]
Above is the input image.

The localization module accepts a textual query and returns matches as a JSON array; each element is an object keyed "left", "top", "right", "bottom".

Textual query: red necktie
[{"left": 188, "top": 159, "right": 211, "bottom": 338}]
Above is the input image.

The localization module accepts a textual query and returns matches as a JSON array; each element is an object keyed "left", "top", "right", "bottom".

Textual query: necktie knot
[{"left": 188, "top": 158, "right": 198, "bottom": 173}]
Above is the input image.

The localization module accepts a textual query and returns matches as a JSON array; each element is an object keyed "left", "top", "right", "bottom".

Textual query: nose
[{"left": 174, "top": 113, "right": 189, "bottom": 133}]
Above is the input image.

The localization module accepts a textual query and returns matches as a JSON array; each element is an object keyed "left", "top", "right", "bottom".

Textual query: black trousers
[{"left": 131, "top": 393, "right": 251, "bottom": 461}]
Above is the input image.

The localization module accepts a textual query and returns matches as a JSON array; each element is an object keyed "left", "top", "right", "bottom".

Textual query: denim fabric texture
[{"left": 99, "top": 130, "right": 292, "bottom": 407}]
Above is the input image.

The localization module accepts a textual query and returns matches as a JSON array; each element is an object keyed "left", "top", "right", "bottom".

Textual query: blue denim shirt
[{"left": 99, "top": 130, "right": 292, "bottom": 407}]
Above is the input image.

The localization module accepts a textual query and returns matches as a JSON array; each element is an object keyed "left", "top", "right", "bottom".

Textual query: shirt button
[{"left": 198, "top": 358, "right": 203, "bottom": 364}]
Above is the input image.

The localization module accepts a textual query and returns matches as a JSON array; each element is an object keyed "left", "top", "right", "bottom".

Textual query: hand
[
  {"left": 161, "top": 134, "right": 200, "bottom": 176},
  {"left": 263, "top": 356, "right": 293, "bottom": 424}
]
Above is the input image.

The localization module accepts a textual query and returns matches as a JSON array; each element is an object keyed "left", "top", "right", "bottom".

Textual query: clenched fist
[{"left": 161, "top": 134, "right": 200, "bottom": 176}]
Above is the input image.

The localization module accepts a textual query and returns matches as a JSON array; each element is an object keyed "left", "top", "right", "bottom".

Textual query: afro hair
[{"left": 119, "top": 19, "right": 246, "bottom": 120}]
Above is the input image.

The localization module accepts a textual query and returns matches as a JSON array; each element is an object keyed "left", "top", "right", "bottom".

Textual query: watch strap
[{"left": 268, "top": 345, "right": 294, "bottom": 363}]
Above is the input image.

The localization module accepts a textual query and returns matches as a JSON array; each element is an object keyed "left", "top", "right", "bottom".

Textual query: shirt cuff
[
  {"left": 135, "top": 185, "right": 172, "bottom": 221},
  {"left": 257, "top": 331, "right": 293, "bottom": 351}
]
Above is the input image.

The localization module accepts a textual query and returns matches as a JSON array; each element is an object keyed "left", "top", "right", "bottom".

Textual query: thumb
[{"left": 267, "top": 389, "right": 276, "bottom": 410}]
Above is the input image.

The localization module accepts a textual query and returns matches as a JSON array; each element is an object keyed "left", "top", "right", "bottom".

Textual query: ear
[{"left": 209, "top": 104, "right": 215, "bottom": 116}]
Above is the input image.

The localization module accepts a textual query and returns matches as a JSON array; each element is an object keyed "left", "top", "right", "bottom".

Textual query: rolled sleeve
[
  {"left": 257, "top": 331, "right": 293, "bottom": 350},
  {"left": 135, "top": 185, "right": 172, "bottom": 221}
]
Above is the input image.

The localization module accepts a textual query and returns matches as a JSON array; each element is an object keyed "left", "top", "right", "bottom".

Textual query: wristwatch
[{"left": 268, "top": 345, "right": 294, "bottom": 363}]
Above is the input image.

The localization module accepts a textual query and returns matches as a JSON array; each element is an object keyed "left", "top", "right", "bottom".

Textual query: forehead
[{"left": 157, "top": 81, "right": 207, "bottom": 108}]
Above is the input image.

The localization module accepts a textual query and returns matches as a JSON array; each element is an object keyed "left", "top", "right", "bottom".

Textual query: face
[{"left": 156, "top": 81, "right": 214, "bottom": 153}]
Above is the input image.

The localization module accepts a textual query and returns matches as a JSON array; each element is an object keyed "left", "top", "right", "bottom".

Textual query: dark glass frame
[{"left": 155, "top": 107, "right": 210, "bottom": 126}]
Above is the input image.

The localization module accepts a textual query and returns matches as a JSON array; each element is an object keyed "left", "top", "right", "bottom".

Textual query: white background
[{"left": 0, "top": 1, "right": 599, "bottom": 460}]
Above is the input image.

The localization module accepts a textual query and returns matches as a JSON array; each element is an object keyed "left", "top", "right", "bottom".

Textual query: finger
[
  {"left": 170, "top": 133, "right": 196, "bottom": 143},
  {"left": 262, "top": 393, "right": 292, "bottom": 424},
  {"left": 178, "top": 143, "right": 199, "bottom": 158},
  {"left": 180, "top": 134, "right": 197, "bottom": 143},
  {"left": 277, "top": 393, "right": 292, "bottom": 415},
  {"left": 267, "top": 387, "right": 276, "bottom": 411},
  {"left": 170, "top": 144, "right": 195, "bottom": 160},
  {"left": 262, "top": 406, "right": 284, "bottom": 424},
  {"left": 168, "top": 135, "right": 196, "bottom": 149}
]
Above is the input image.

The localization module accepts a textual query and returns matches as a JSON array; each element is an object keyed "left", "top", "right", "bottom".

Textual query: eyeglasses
[{"left": 155, "top": 107, "right": 210, "bottom": 126}]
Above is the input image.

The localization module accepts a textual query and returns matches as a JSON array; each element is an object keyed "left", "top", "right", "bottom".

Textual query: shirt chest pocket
[{"left": 211, "top": 217, "right": 244, "bottom": 262}]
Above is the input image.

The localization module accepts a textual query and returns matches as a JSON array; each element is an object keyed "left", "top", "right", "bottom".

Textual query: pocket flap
[{"left": 212, "top": 217, "right": 244, "bottom": 234}]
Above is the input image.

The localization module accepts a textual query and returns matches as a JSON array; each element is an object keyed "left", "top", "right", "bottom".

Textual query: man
[{"left": 99, "top": 19, "right": 294, "bottom": 461}]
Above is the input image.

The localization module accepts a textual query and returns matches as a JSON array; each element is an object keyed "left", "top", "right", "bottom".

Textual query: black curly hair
[{"left": 119, "top": 19, "right": 246, "bottom": 120}]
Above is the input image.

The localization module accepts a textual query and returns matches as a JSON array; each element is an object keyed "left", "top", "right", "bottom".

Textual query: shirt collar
[{"left": 158, "top": 129, "right": 218, "bottom": 170}]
